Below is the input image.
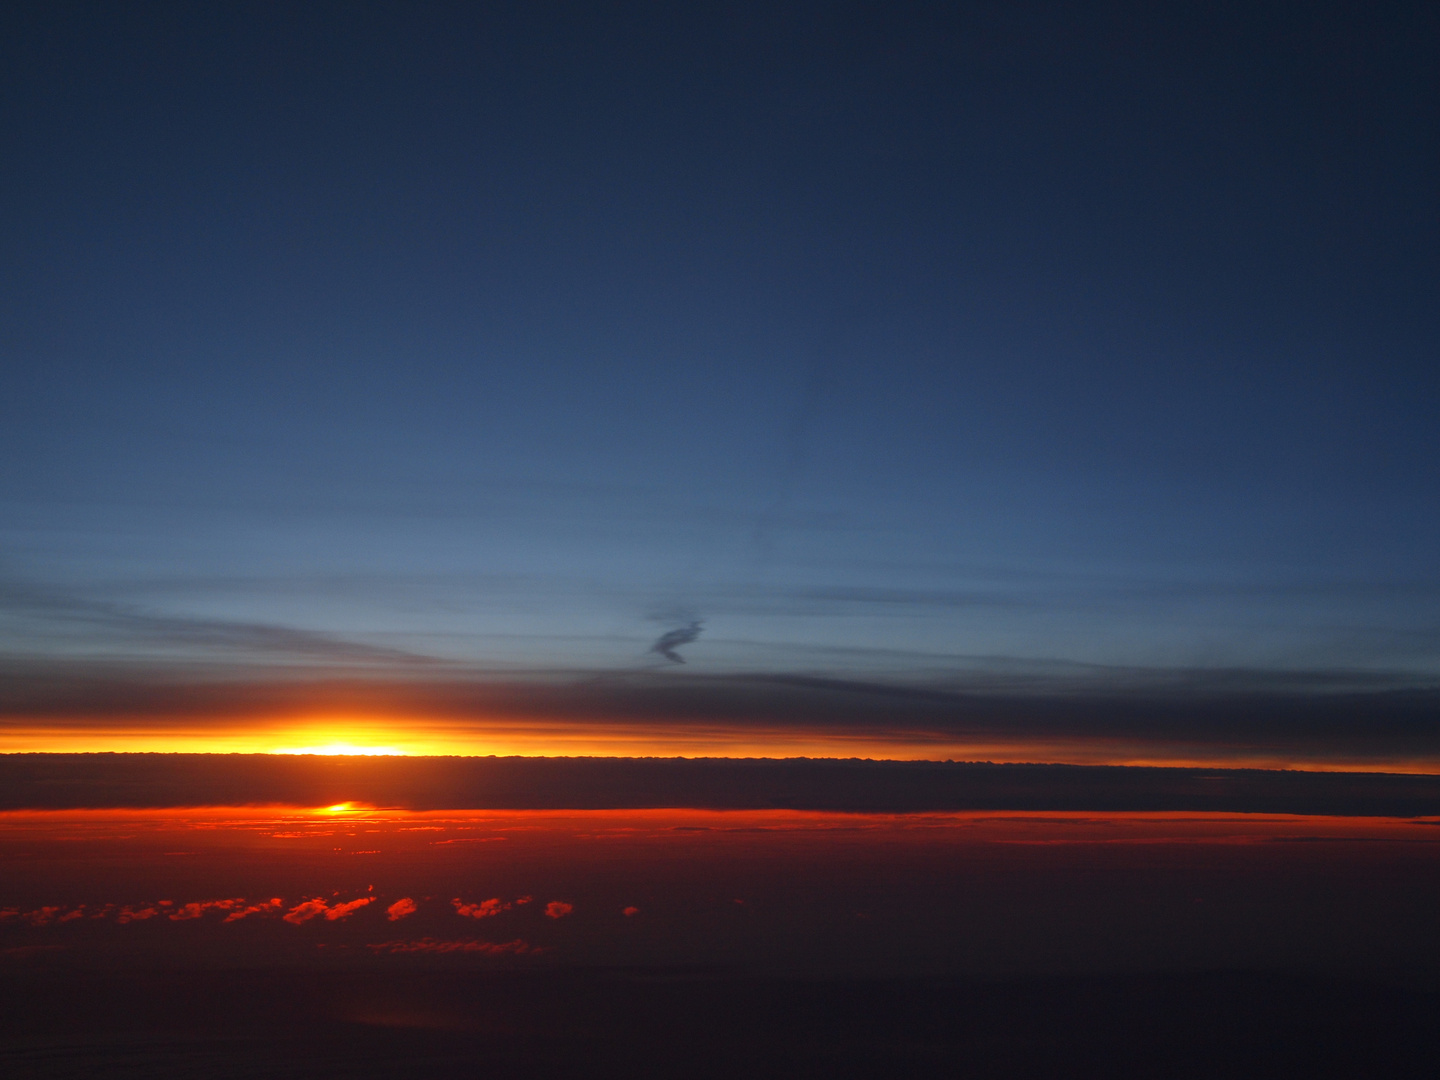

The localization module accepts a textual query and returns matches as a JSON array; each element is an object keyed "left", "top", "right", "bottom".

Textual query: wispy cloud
[
  {"left": 0, "top": 580, "right": 437, "bottom": 666},
  {"left": 366, "top": 938, "right": 537, "bottom": 956}
]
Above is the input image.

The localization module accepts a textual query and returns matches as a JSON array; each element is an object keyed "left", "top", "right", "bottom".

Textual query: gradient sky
[{"left": 2, "top": 3, "right": 1438, "bottom": 756}]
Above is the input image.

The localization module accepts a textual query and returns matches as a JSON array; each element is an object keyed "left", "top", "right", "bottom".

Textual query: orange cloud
[
  {"left": 452, "top": 897, "right": 510, "bottom": 919},
  {"left": 544, "top": 901, "right": 573, "bottom": 919},
  {"left": 386, "top": 897, "right": 417, "bottom": 921},
  {"left": 366, "top": 937, "right": 536, "bottom": 956}
]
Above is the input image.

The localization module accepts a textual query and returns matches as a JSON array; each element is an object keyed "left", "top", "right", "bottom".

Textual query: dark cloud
[
  {"left": 650, "top": 621, "right": 702, "bottom": 664},
  {"left": 3, "top": 753, "right": 1439, "bottom": 817}
]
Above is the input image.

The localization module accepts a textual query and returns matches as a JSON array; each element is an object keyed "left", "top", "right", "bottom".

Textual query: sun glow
[
  {"left": 270, "top": 742, "right": 407, "bottom": 757},
  {"left": 3, "top": 716, "right": 1440, "bottom": 774}
]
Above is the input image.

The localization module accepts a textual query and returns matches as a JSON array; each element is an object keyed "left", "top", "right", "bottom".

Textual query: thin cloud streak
[{"left": 0, "top": 581, "right": 439, "bottom": 666}]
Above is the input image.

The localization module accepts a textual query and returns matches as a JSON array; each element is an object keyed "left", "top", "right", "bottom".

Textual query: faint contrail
[{"left": 650, "top": 620, "right": 703, "bottom": 664}]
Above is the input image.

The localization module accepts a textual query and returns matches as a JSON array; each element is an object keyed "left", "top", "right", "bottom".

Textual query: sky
[{"left": 2, "top": 2, "right": 1438, "bottom": 762}]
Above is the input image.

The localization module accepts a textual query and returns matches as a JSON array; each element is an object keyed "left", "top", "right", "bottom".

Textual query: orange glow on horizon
[
  {"left": 1, "top": 716, "right": 1437, "bottom": 775},
  {"left": 271, "top": 742, "right": 407, "bottom": 757}
]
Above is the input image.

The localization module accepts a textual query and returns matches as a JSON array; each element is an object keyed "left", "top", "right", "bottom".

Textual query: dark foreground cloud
[{"left": 3, "top": 754, "right": 1440, "bottom": 817}]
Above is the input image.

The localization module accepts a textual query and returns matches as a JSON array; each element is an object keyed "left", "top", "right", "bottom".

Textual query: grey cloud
[{"left": 650, "top": 621, "right": 703, "bottom": 664}]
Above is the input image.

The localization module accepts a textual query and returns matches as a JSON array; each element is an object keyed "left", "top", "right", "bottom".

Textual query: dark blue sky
[{"left": 2, "top": 2, "right": 1437, "bottom": 697}]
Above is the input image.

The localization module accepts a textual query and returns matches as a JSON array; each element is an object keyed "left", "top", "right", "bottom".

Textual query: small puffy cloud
[
  {"left": 622, "top": 906, "right": 640, "bottom": 917},
  {"left": 544, "top": 901, "right": 573, "bottom": 919},
  {"left": 386, "top": 898, "right": 417, "bottom": 921},
  {"left": 284, "top": 896, "right": 373, "bottom": 924},
  {"left": 18, "top": 905, "right": 91, "bottom": 925},
  {"left": 169, "top": 898, "right": 286, "bottom": 922},
  {"left": 169, "top": 898, "right": 246, "bottom": 921},
  {"left": 366, "top": 937, "right": 536, "bottom": 956},
  {"left": 283, "top": 898, "right": 331, "bottom": 925},
  {"left": 452, "top": 897, "right": 510, "bottom": 919},
  {"left": 223, "top": 898, "right": 285, "bottom": 922},
  {"left": 325, "top": 897, "right": 375, "bottom": 921},
  {"left": 115, "top": 905, "right": 160, "bottom": 924}
]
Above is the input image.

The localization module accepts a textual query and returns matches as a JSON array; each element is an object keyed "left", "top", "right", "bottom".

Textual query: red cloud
[
  {"left": 283, "top": 896, "right": 374, "bottom": 924},
  {"left": 386, "top": 897, "right": 418, "bottom": 921},
  {"left": 283, "top": 898, "right": 330, "bottom": 924},
  {"left": 168, "top": 897, "right": 286, "bottom": 922},
  {"left": 544, "top": 901, "right": 573, "bottom": 919},
  {"left": 223, "top": 898, "right": 285, "bottom": 922},
  {"left": 622, "top": 906, "right": 640, "bottom": 917},
  {"left": 16, "top": 905, "right": 91, "bottom": 926},
  {"left": 326, "top": 897, "right": 375, "bottom": 921},
  {"left": 169, "top": 898, "right": 246, "bottom": 921},
  {"left": 115, "top": 905, "right": 161, "bottom": 924},
  {"left": 452, "top": 897, "right": 510, "bottom": 919},
  {"left": 366, "top": 937, "right": 536, "bottom": 956}
]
